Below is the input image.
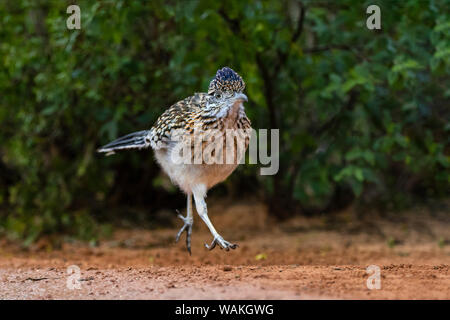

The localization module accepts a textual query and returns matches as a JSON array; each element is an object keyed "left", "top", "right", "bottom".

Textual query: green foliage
[{"left": 0, "top": 0, "right": 448, "bottom": 242}]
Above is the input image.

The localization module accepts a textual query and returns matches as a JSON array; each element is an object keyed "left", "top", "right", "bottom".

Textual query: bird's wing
[{"left": 149, "top": 92, "right": 207, "bottom": 150}]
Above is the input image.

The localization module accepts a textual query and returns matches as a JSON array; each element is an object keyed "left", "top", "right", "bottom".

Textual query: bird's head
[{"left": 206, "top": 67, "right": 247, "bottom": 117}]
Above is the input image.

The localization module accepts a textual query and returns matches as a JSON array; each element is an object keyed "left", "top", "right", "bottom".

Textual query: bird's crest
[{"left": 208, "top": 67, "right": 245, "bottom": 94}]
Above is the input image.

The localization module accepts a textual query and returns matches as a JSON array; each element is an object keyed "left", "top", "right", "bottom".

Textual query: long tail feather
[{"left": 97, "top": 130, "right": 150, "bottom": 155}]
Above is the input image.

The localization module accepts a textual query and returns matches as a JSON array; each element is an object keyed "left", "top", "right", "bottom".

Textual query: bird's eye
[{"left": 215, "top": 93, "right": 221, "bottom": 99}]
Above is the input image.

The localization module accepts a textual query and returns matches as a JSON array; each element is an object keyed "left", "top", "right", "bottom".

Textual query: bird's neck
[{"left": 216, "top": 100, "right": 243, "bottom": 122}]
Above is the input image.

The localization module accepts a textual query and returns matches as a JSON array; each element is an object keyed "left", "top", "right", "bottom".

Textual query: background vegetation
[{"left": 0, "top": 0, "right": 448, "bottom": 244}]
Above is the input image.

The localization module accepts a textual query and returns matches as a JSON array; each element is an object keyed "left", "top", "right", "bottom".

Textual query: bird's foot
[
  {"left": 175, "top": 210, "right": 193, "bottom": 255},
  {"left": 205, "top": 235, "right": 238, "bottom": 251}
]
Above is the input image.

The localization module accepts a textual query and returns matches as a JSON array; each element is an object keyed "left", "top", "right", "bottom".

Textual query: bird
[{"left": 98, "top": 67, "right": 251, "bottom": 254}]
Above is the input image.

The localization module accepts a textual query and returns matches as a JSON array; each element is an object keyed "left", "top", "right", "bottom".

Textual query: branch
[
  {"left": 274, "top": 2, "right": 306, "bottom": 76},
  {"left": 218, "top": 8, "right": 242, "bottom": 36},
  {"left": 291, "top": 1, "right": 306, "bottom": 42},
  {"left": 303, "top": 44, "right": 352, "bottom": 54},
  {"left": 313, "top": 89, "right": 359, "bottom": 138},
  {"left": 255, "top": 53, "right": 278, "bottom": 129}
]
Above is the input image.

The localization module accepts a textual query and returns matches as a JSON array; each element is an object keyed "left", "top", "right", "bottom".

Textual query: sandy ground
[{"left": 0, "top": 200, "right": 449, "bottom": 299}]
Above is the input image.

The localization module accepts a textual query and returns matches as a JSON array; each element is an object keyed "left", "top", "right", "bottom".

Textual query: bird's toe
[{"left": 205, "top": 236, "right": 238, "bottom": 251}]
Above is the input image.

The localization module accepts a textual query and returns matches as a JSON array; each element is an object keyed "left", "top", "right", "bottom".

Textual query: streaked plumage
[{"left": 98, "top": 67, "right": 251, "bottom": 253}]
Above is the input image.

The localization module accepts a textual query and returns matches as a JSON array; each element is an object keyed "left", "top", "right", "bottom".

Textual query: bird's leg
[
  {"left": 193, "top": 189, "right": 238, "bottom": 251},
  {"left": 175, "top": 193, "right": 194, "bottom": 254}
]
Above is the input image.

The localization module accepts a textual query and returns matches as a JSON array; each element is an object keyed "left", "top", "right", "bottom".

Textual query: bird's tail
[{"left": 97, "top": 130, "right": 151, "bottom": 155}]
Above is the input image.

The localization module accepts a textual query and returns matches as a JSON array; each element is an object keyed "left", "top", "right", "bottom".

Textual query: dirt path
[{"left": 0, "top": 202, "right": 449, "bottom": 299}]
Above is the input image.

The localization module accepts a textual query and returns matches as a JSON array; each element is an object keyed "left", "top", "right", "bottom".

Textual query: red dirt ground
[{"left": 0, "top": 200, "right": 449, "bottom": 299}]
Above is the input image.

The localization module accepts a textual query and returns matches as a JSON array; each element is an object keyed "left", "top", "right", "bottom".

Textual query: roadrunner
[{"left": 98, "top": 67, "right": 251, "bottom": 254}]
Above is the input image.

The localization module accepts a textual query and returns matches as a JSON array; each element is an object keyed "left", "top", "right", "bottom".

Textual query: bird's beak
[{"left": 235, "top": 93, "right": 248, "bottom": 102}]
